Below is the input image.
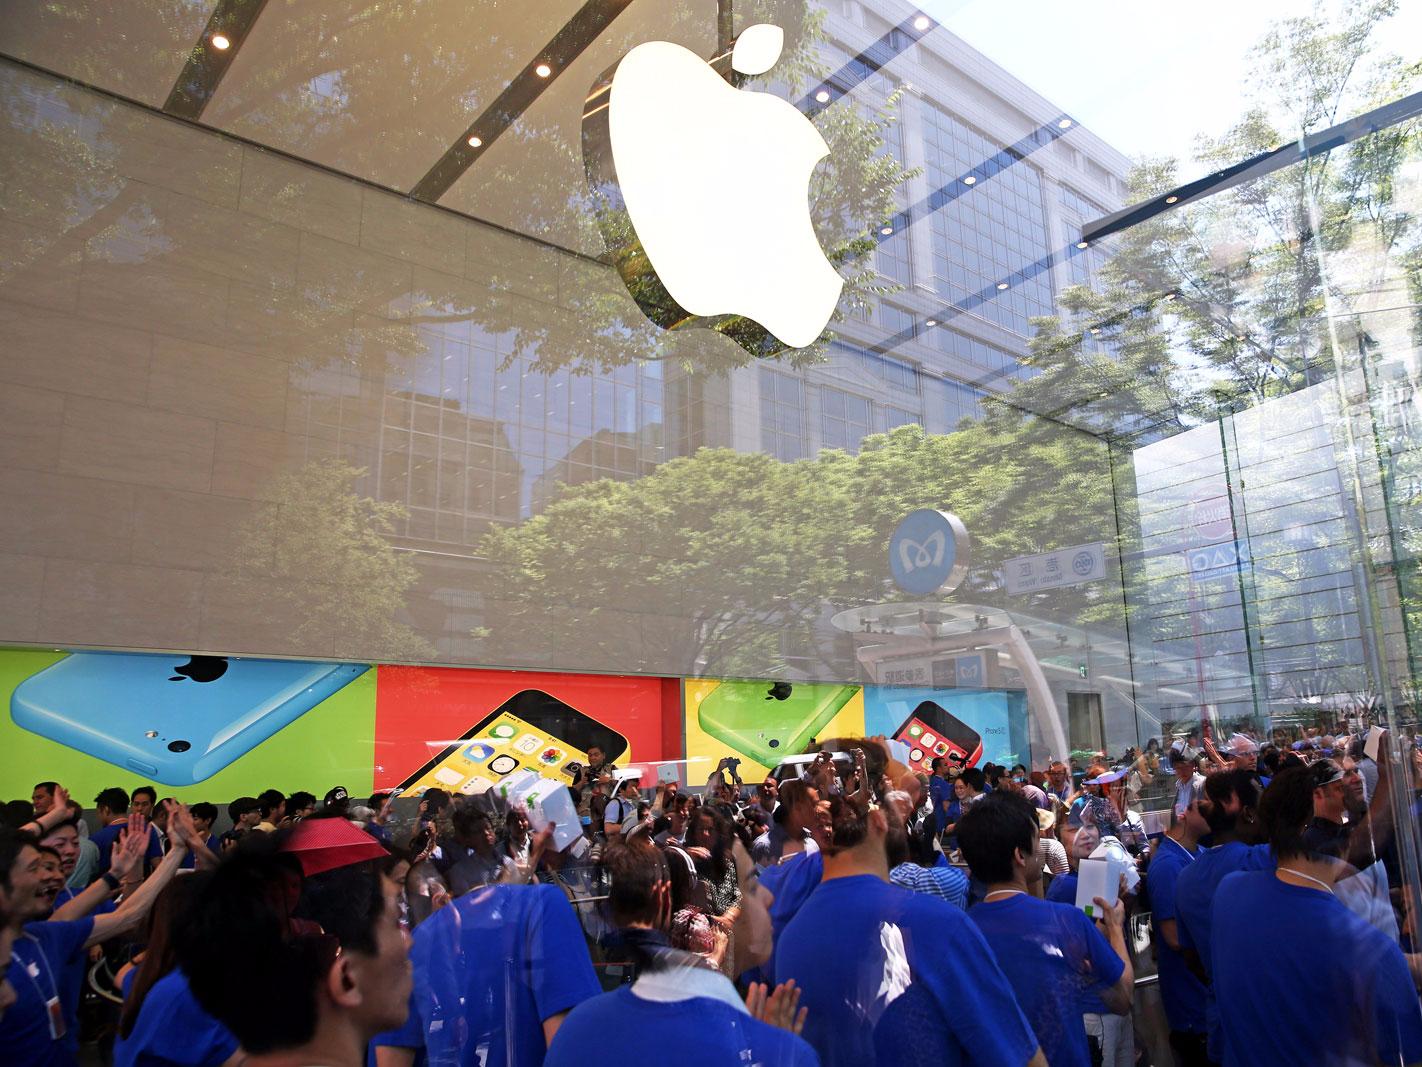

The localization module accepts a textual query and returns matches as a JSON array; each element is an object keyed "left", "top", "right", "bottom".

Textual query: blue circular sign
[
  {"left": 888, "top": 510, "right": 970, "bottom": 596},
  {"left": 1072, "top": 551, "right": 1095, "bottom": 576}
]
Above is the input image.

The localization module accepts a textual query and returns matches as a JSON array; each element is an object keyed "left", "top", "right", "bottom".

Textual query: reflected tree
[{"left": 232, "top": 459, "right": 436, "bottom": 662}]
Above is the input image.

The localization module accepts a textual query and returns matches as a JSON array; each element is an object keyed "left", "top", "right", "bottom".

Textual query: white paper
[
  {"left": 521, "top": 779, "right": 582, "bottom": 852},
  {"left": 1364, "top": 726, "right": 1384, "bottom": 762},
  {"left": 1076, "top": 856, "right": 1121, "bottom": 918}
]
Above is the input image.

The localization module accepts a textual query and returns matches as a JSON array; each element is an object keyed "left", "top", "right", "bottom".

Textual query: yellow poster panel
[{"left": 684, "top": 678, "right": 865, "bottom": 783}]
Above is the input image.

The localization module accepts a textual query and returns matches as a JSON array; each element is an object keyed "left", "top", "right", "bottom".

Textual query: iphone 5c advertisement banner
[{"left": 0, "top": 647, "right": 1027, "bottom": 799}]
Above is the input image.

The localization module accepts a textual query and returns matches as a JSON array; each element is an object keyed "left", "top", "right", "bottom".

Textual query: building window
[
  {"left": 822, "top": 387, "right": 873, "bottom": 453},
  {"left": 919, "top": 98, "right": 1053, "bottom": 338},
  {"left": 761, "top": 368, "right": 806, "bottom": 461},
  {"left": 885, "top": 405, "right": 920, "bottom": 430}
]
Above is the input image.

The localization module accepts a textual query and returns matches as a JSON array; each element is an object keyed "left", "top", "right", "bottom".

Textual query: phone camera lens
[
  {"left": 768, "top": 739, "right": 780, "bottom": 748},
  {"left": 167, "top": 740, "right": 191, "bottom": 753}
]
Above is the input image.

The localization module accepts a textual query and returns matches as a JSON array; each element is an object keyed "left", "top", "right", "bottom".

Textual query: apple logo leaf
[{"left": 731, "top": 24, "right": 784, "bottom": 77}]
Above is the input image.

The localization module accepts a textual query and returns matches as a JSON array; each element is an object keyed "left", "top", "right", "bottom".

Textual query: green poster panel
[{"left": 0, "top": 649, "right": 375, "bottom": 804}]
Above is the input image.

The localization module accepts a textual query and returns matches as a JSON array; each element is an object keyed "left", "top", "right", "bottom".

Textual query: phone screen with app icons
[
  {"left": 398, "top": 707, "right": 596, "bottom": 797},
  {"left": 894, "top": 716, "right": 970, "bottom": 773}
]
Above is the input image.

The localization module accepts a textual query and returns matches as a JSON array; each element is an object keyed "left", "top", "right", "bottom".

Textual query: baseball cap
[
  {"left": 1310, "top": 760, "right": 1344, "bottom": 788},
  {"left": 324, "top": 786, "right": 349, "bottom": 806},
  {"left": 1085, "top": 769, "right": 1126, "bottom": 786}
]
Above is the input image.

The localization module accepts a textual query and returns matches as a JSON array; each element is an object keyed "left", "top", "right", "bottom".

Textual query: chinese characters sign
[{"left": 1003, "top": 542, "right": 1108, "bottom": 596}]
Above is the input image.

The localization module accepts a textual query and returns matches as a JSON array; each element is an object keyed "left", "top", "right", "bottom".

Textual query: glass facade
[{"left": 2, "top": 0, "right": 1422, "bottom": 1062}]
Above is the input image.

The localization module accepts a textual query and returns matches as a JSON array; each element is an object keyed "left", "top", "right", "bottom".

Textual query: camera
[{"left": 726, "top": 757, "right": 741, "bottom": 774}]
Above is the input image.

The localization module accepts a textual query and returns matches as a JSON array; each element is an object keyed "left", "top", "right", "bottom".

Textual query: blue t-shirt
[
  {"left": 744, "top": 849, "right": 824, "bottom": 987},
  {"left": 929, "top": 776, "right": 953, "bottom": 821},
  {"left": 1146, "top": 837, "right": 1205, "bottom": 1034},
  {"left": 48, "top": 887, "right": 116, "bottom": 1049},
  {"left": 113, "top": 967, "right": 239, "bottom": 1067},
  {"left": 0, "top": 917, "right": 95, "bottom": 1066},
  {"left": 1045, "top": 871, "right": 1076, "bottom": 905},
  {"left": 409, "top": 882, "right": 600, "bottom": 1067},
  {"left": 1212, "top": 870, "right": 1422, "bottom": 1067},
  {"left": 545, "top": 987, "right": 820, "bottom": 1067},
  {"left": 775, "top": 874, "right": 1039, "bottom": 1067},
  {"left": 968, "top": 893, "right": 1124, "bottom": 1067},
  {"left": 367, "top": 988, "right": 428, "bottom": 1067},
  {"left": 90, "top": 823, "right": 164, "bottom": 872},
  {"left": 1173, "top": 841, "right": 1273, "bottom": 1060},
  {"left": 180, "top": 834, "right": 221, "bottom": 869}
]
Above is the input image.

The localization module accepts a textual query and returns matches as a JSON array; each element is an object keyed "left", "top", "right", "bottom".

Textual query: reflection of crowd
[{"left": 1, "top": 722, "right": 1421, "bottom": 1067}]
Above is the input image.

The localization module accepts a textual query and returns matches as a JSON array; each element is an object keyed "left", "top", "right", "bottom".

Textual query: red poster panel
[{"left": 374, "top": 667, "right": 680, "bottom": 792}]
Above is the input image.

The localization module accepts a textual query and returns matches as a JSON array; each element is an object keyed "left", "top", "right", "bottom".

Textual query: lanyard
[{"left": 1164, "top": 836, "right": 1197, "bottom": 863}]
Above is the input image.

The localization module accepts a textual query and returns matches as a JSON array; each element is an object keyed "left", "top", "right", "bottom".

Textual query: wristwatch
[{"left": 101, "top": 871, "right": 122, "bottom": 892}]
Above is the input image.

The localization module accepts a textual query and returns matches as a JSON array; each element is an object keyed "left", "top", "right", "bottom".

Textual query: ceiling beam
[{"left": 164, "top": 0, "right": 271, "bottom": 121}]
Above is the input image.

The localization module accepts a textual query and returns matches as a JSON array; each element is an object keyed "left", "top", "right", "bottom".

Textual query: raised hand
[
  {"left": 110, "top": 821, "right": 148, "bottom": 882},
  {"left": 166, "top": 802, "right": 197, "bottom": 848},
  {"left": 746, "top": 980, "right": 807, "bottom": 1035}
]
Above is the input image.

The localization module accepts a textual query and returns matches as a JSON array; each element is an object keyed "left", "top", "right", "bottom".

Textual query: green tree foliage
[{"left": 232, "top": 459, "right": 435, "bottom": 662}]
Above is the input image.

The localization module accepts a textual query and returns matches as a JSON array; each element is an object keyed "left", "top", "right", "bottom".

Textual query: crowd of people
[{"left": 1, "top": 722, "right": 1420, "bottom": 1067}]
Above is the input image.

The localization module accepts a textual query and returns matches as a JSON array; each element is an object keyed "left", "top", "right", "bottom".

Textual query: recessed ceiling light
[
  {"left": 1165, "top": 195, "right": 1179, "bottom": 204},
  {"left": 1090, "top": 327, "right": 1101, "bottom": 334},
  {"left": 211, "top": 34, "right": 230, "bottom": 49},
  {"left": 1076, "top": 240, "right": 1089, "bottom": 249},
  {"left": 881, "top": 226, "right": 893, "bottom": 235},
  {"left": 1163, "top": 292, "right": 1176, "bottom": 300},
  {"left": 467, "top": 135, "right": 483, "bottom": 148},
  {"left": 1058, "top": 118, "right": 1072, "bottom": 129},
  {"left": 997, "top": 282, "right": 1009, "bottom": 290},
  {"left": 815, "top": 89, "right": 831, "bottom": 103},
  {"left": 963, "top": 176, "right": 976, "bottom": 185},
  {"left": 925, "top": 319, "right": 937, "bottom": 327},
  {"left": 534, "top": 63, "right": 552, "bottom": 77},
  {"left": 913, "top": 15, "right": 931, "bottom": 30}
]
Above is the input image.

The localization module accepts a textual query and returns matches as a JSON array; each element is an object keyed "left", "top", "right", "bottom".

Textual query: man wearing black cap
[{"left": 323, "top": 787, "right": 350, "bottom": 817}]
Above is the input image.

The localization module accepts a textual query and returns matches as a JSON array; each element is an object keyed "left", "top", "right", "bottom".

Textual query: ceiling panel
[
  {"left": 203, "top": 0, "right": 588, "bottom": 191},
  {"left": 0, "top": 0, "right": 218, "bottom": 107},
  {"left": 439, "top": 0, "right": 719, "bottom": 256}
]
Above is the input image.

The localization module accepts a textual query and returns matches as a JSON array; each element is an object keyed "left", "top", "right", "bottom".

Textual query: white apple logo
[{"left": 583, "top": 25, "right": 844, "bottom": 354}]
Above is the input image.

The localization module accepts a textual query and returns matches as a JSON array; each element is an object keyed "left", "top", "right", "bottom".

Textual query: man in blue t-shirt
[
  {"left": 1172, "top": 770, "right": 1272, "bottom": 1064},
  {"left": 410, "top": 880, "right": 601, "bottom": 1067},
  {"left": 1146, "top": 796, "right": 1209, "bottom": 1064},
  {"left": 775, "top": 796, "right": 1045, "bottom": 1067},
  {"left": 1, "top": 822, "right": 190, "bottom": 1066},
  {"left": 959, "top": 792, "right": 1130, "bottom": 1067},
  {"left": 547, "top": 838, "right": 819, "bottom": 1067},
  {"left": 89, "top": 787, "right": 163, "bottom": 873},
  {"left": 1211, "top": 766, "right": 1422, "bottom": 1067}
]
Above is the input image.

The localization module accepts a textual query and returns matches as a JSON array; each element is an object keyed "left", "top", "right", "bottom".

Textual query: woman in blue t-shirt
[{"left": 114, "top": 873, "right": 241, "bottom": 1067}]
